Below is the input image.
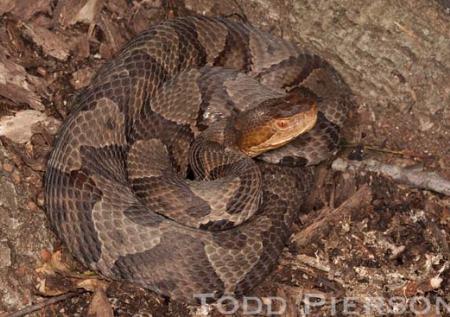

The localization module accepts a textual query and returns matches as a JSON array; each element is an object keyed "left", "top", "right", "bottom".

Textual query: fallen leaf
[
  {"left": 35, "top": 251, "right": 78, "bottom": 296},
  {"left": 78, "top": 279, "right": 113, "bottom": 317},
  {"left": 36, "top": 274, "right": 75, "bottom": 296},
  {"left": 87, "top": 288, "right": 114, "bottom": 317},
  {"left": 35, "top": 250, "right": 72, "bottom": 276}
]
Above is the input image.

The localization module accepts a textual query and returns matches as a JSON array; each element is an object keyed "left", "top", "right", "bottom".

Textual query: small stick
[
  {"left": 332, "top": 158, "right": 450, "bottom": 196},
  {"left": 3, "top": 291, "right": 86, "bottom": 317},
  {"left": 343, "top": 143, "right": 425, "bottom": 158}
]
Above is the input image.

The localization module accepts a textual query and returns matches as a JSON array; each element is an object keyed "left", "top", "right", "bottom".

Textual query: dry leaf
[
  {"left": 35, "top": 250, "right": 72, "bottom": 276},
  {"left": 35, "top": 250, "right": 76, "bottom": 296},
  {"left": 78, "top": 279, "right": 113, "bottom": 317},
  {"left": 36, "top": 274, "right": 75, "bottom": 296}
]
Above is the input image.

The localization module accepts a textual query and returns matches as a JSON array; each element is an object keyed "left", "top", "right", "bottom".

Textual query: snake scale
[{"left": 44, "top": 16, "right": 354, "bottom": 303}]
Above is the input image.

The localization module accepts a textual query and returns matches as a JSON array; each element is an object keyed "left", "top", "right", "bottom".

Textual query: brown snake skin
[{"left": 44, "top": 16, "right": 355, "bottom": 303}]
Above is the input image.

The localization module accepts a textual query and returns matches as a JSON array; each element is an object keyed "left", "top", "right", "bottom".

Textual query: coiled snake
[{"left": 45, "top": 16, "right": 354, "bottom": 303}]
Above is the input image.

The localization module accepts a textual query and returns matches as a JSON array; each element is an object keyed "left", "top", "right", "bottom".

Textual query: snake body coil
[{"left": 45, "top": 16, "right": 354, "bottom": 303}]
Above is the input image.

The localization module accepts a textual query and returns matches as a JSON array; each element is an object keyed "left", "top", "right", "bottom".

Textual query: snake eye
[{"left": 275, "top": 119, "right": 290, "bottom": 130}]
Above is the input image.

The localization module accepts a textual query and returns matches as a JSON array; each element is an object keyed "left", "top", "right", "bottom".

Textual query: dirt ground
[{"left": 0, "top": 0, "right": 449, "bottom": 316}]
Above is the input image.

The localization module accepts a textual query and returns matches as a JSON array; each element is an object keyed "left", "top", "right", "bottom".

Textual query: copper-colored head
[{"left": 236, "top": 89, "right": 318, "bottom": 157}]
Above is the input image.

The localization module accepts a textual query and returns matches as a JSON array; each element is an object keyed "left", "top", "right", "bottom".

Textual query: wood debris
[
  {"left": 293, "top": 185, "right": 372, "bottom": 248},
  {"left": 20, "top": 22, "right": 72, "bottom": 61},
  {"left": 0, "top": 52, "right": 47, "bottom": 110},
  {"left": 53, "top": 0, "right": 104, "bottom": 29},
  {"left": 0, "top": 0, "right": 52, "bottom": 21},
  {"left": 0, "top": 110, "right": 60, "bottom": 144}
]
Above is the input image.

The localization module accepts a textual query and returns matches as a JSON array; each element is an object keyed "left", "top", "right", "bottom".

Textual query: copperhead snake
[{"left": 44, "top": 16, "right": 354, "bottom": 303}]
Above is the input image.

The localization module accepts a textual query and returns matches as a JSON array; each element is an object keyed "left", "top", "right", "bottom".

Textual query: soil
[{"left": 0, "top": 0, "right": 449, "bottom": 316}]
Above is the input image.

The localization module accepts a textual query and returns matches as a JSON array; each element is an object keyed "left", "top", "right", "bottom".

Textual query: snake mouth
[{"left": 238, "top": 100, "right": 318, "bottom": 157}]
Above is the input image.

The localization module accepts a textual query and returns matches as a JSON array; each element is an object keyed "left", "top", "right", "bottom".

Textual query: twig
[
  {"left": 3, "top": 291, "right": 86, "bottom": 317},
  {"left": 343, "top": 143, "right": 426, "bottom": 159},
  {"left": 332, "top": 158, "right": 450, "bottom": 196}
]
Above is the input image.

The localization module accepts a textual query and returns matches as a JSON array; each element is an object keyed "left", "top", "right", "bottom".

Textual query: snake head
[{"left": 235, "top": 87, "right": 318, "bottom": 157}]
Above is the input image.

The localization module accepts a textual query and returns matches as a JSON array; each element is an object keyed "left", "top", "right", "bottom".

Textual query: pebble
[
  {"left": 27, "top": 201, "right": 38, "bottom": 212},
  {"left": 11, "top": 169, "right": 21, "bottom": 184},
  {"left": 2, "top": 162, "right": 14, "bottom": 173}
]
